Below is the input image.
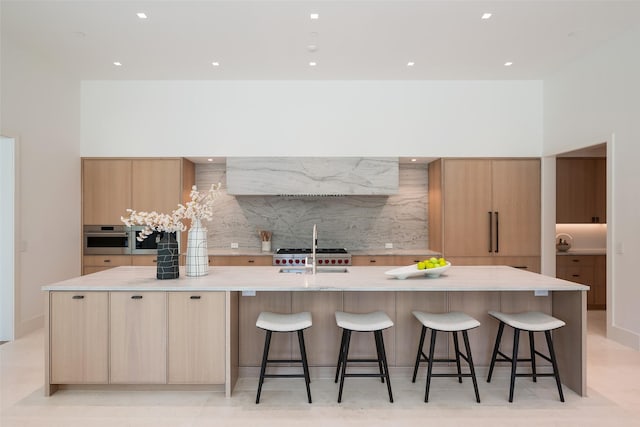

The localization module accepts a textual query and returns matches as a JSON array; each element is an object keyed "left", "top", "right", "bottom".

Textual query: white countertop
[
  {"left": 557, "top": 248, "right": 606, "bottom": 255},
  {"left": 207, "top": 249, "right": 441, "bottom": 256},
  {"left": 42, "top": 265, "right": 588, "bottom": 292}
]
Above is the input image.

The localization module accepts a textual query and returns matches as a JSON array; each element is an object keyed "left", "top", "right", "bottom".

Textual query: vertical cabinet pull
[
  {"left": 131, "top": 295, "right": 143, "bottom": 300},
  {"left": 494, "top": 211, "right": 499, "bottom": 253},
  {"left": 72, "top": 295, "right": 85, "bottom": 300},
  {"left": 488, "top": 212, "right": 493, "bottom": 253},
  {"left": 190, "top": 295, "right": 201, "bottom": 300}
]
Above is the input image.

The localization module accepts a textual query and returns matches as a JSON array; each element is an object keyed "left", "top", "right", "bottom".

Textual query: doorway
[
  {"left": 555, "top": 142, "right": 607, "bottom": 315},
  {"left": 0, "top": 136, "right": 16, "bottom": 341}
]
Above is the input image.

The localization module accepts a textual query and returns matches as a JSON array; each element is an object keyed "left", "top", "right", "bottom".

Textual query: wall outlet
[
  {"left": 616, "top": 242, "right": 624, "bottom": 254},
  {"left": 385, "top": 243, "right": 393, "bottom": 249},
  {"left": 242, "top": 290, "right": 256, "bottom": 297},
  {"left": 534, "top": 290, "right": 549, "bottom": 297},
  {"left": 231, "top": 242, "right": 239, "bottom": 249}
]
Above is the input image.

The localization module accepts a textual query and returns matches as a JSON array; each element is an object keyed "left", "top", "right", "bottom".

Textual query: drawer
[
  {"left": 83, "top": 255, "right": 132, "bottom": 267},
  {"left": 556, "top": 255, "right": 595, "bottom": 267}
]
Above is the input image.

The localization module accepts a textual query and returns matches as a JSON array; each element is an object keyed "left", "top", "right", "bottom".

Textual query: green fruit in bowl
[{"left": 417, "top": 262, "right": 426, "bottom": 270}]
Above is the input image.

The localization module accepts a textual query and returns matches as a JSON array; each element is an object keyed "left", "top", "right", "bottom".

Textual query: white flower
[{"left": 121, "top": 183, "right": 221, "bottom": 240}]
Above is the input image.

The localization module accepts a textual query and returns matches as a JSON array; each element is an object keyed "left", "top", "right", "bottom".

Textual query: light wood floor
[{"left": 1, "top": 311, "right": 639, "bottom": 426}]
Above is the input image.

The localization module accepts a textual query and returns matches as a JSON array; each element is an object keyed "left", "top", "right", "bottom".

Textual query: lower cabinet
[
  {"left": 351, "top": 255, "right": 438, "bottom": 266},
  {"left": 557, "top": 255, "right": 605, "bottom": 310},
  {"left": 209, "top": 255, "right": 272, "bottom": 266},
  {"left": 50, "top": 292, "right": 109, "bottom": 384},
  {"left": 446, "top": 256, "right": 541, "bottom": 273},
  {"left": 110, "top": 292, "right": 167, "bottom": 384},
  {"left": 49, "top": 291, "right": 225, "bottom": 387},
  {"left": 83, "top": 255, "right": 132, "bottom": 275},
  {"left": 168, "top": 292, "right": 225, "bottom": 384}
]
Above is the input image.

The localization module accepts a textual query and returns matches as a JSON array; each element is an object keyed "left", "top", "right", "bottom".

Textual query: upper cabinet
[
  {"left": 82, "top": 158, "right": 195, "bottom": 225},
  {"left": 428, "top": 158, "right": 541, "bottom": 262},
  {"left": 556, "top": 158, "right": 606, "bottom": 223}
]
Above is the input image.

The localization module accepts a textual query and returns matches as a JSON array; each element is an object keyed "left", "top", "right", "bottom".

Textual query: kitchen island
[{"left": 42, "top": 265, "right": 588, "bottom": 398}]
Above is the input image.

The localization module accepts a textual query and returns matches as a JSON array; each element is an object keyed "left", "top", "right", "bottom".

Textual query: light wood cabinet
[
  {"left": 82, "top": 255, "right": 132, "bottom": 275},
  {"left": 131, "top": 255, "right": 158, "bottom": 266},
  {"left": 209, "top": 255, "right": 272, "bottom": 266},
  {"left": 557, "top": 255, "right": 605, "bottom": 309},
  {"left": 131, "top": 159, "right": 184, "bottom": 215},
  {"left": 109, "top": 292, "right": 167, "bottom": 384},
  {"left": 447, "top": 256, "right": 541, "bottom": 273},
  {"left": 168, "top": 292, "right": 225, "bottom": 384},
  {"left": 556, "top": 158, "right": 606, "bottom": 223},
  {"left": 428, "top": 158, "right": 541, "bottom": 263},
  {"left": 351, "top": 255, "right": 435, "bottom": 266},
  {"left": 50, "top": 292, "right": 109, "bottom": 384},
  {"left": 82, "top": 159, "right": 132, "bottom": 225}
]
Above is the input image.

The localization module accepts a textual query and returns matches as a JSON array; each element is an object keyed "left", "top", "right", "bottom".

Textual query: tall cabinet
[
  {"left": 428, "top": 158, "right": 541, "bottom": 272},
  {"left": 556, "top": 157, "right": 606, "bottom": 223}
]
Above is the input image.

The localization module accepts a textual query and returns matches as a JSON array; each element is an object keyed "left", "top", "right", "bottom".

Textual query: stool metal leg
[
  {"left": 297, "top": 330, "right": 312, "bottom": 404},
  {"left": 509, "top": 328, "right": 521, "bottom": 403},
  {"left": 529, "top": 331, "right": 537, "bottom": 382},
  {"left": 376, "top": 330, "right": 393, "bottom": 403},
  {"left": 452, "top": 331, "right": 463, "bottom": 383},
  {"left": 424, "top": 328, "right": 437, "bottom": 403},
  {"left": 337, "top": 329, "right": 352, "bottom": 403},
  {"left": 462, "top": 330, "right": 481, "bottom": 403},
  {"left": 412, "top": 325, "right": 427, "bottom": 383},
  {"left": 256, "top": 330, "right": 272, "bottom": 404},
  {"left": 545, "top": 330, "right": 565, "bottom": 402},
  {"left": 334, "top": 329, "right": 347, "bottom": 383},
  {"left": 373, "top": 330, "right": 385, "bottom": 383},
  {"left": 487, "top": 321, "right": 505, "bottom": 382}
]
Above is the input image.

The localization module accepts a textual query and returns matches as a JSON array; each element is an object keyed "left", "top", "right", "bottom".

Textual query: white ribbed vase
[{"left": 185, "top": 218, "right": 208, "bottom": 277}]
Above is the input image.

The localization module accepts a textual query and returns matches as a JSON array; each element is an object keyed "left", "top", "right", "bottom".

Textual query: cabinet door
[
  {"left": 442, "top": 159, "right": 493, "bottom": 256},
  {"left": 168, "top": 292, "right": 225, "bottom": 384},
  {"left": 50, "top": 292, "right": 109, "bottom": 384},
  {"left": 594, "top": 158, "right": 607, "bottom": 223},
  {"left": 131, "top": 255, "right": 158, "bottom": 266},
  {"left": 82, "top": 159, "right": 132, "bottom": 224},
  {"left": 131, "top": 159, "right": 182, "bottom": 214},
  {"left": 492, "top": 159, "right": 540, "bottom": 256},
  {"left": 110, "top": 292, "right": 167, "bottom": 384},
  {"left": 593, "top": 255, "right": 607, "bottom": 309},
  {"left": 556, "top": 158, "right": 602, "bottom": 223}
]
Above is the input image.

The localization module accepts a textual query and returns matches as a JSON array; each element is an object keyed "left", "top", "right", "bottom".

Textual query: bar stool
[
  {"left": 334, "top": 311, "right": 394, "bottom": 403},
  {"left": 255, "top": 311, "right": 312, "bottom": 404},
  {"left": 486, "top": 311, "right": 565, "bottom": 402},
  {"left": 411, "top": 311, "right": 481, "bottom": 403}
]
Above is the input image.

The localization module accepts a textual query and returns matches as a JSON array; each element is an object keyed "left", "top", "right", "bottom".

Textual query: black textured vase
[{"left": 157, "top": 232, "right": 179, "bottom": 280}]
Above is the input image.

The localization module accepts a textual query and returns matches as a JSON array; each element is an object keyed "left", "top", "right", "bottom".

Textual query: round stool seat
[
  {"left": 256, "top": 311, "right": 312, "bottom": 332},
  {"left": 488, "top": 311, "right": 565, "bottom": 332},
  {"left": 412, "top": 311, "right": 480, "bottom": 332},
  {"left": 335, "top": 311, "right": 393, "bottom": 331}
]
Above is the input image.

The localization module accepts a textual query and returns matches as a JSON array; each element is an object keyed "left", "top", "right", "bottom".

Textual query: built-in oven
[
  {"left": 130, "top": 225, "right": 180, "bottom": 255},
  {"left": 83, "top": 225, "right": 131, "bottom": 255}
]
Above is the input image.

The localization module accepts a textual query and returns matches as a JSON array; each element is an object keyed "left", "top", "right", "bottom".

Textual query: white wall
[
  {"left": 81, "top": 80, "right": 543, "bottom": 157},
  {"left": 543, "top": 26, "right": 640, "bottom": 349},
  {"left": 0, "top": 137, "right": 15, "bottom": 341},
  {"left": 1, "top": 37, "right": 82, "bottom": 336}
]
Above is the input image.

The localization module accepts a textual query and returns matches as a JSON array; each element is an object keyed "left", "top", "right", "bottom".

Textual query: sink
[{"left": 279, "top": 267, "right": 349, "bottom": 274}]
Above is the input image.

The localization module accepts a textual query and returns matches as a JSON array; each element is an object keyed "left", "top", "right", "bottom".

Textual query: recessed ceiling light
[
  {"left": 309, "top": 61, "right": 317, "bottom": 67},
  {"left": 310, "top": 13, "right": 319, "bottom": 20},
  {"left": 504, "top": 61, "right": 513, "bottom": 67},
  {"left": 212, "top": 61, "right": 220, "bottom": 67},
  {"left": 407, "top": 61, "right": 415, "bottom": 67},
  {"left": 113, "top": 61, "right": 122, "bottom": 66},
  {"left": 136, "top": 12, "right": 147, "bottom": 19},
  {"left": 481, "top": 13, "right": 492, "bottom": 20}
]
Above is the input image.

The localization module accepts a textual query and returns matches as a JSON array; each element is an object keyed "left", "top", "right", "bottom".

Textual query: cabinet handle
[
  {"left": 494, "top": 211, "right": 499, "bottom": 253},
  {"left": 152, "top": 259, "right": 157, "bottom": 263},
  {"left": 572, "top": 259, "right": 580, "bottom": 263},
  {"left": 103, "top": 259, "right": 111, "bottom": 263},
  {"left": 190, "top": 295, "right": 201, "bottom": 300},
  {"left": 131, "top": 295, "right": 143, "bottom": 300},
  {"left": 248, "top": 259, "right": 255, "bottom": 263},
  {"left": 512, "top": 266, "right": 528, "bottom": 269},
  {"left": 572, "top": 274, "right": 580, "bottom": 278},
  {"left": 413, "top": 260, "right": 420, "bottom": 263},
  {"left": 488, "top": 212, "right": 493, "bottom": 253},
  {"left": 370, "top": 259, "right": 377, "bottom": 263},
  {"left": 72, "top": 295, "right": 85, "bottom": 300}
]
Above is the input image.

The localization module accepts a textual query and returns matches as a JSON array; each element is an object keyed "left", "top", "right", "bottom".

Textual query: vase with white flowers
[
  {"left": 121, "top": 183, "right": 221, "bottom": 279},
  {"left": 175, "top": 184, "right": 221, "bottom": 277}
]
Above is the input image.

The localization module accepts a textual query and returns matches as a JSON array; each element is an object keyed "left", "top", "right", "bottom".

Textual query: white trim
[{"left": 0, "top": 137, "right": 16, "bottom": 341}]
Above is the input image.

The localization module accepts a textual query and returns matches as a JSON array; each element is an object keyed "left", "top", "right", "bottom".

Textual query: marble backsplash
[{"left": 196, "top": 163, "right": 428, "bottom": 251}]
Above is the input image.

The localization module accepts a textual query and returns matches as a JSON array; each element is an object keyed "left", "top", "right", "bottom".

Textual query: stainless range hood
[{"left": 226, "top": 157, "right": 399, "bottom": 196}]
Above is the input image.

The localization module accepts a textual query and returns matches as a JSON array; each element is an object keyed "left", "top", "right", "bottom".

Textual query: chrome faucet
[{"left": 311, "top": 224, "right": 318, "bottom": 275}]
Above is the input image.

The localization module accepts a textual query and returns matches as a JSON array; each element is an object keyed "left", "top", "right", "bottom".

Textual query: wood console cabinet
[
  {"left": 557, "top": 254, "right": 606, "bottom": 309},
  {"left": 428, "top": 158, "right": 541, "bottom": 266},
  {"left": 556, "top": 158, "right": 606, "bottom": 224}
]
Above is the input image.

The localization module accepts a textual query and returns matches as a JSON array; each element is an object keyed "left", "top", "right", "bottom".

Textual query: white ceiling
[{"left": 2, "top": 0, "right": 640, "bottom": 81}]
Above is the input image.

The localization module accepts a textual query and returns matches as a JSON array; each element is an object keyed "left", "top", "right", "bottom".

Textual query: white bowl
[{"left": 385, "top": 262, "right": 451, "bottom": 280}]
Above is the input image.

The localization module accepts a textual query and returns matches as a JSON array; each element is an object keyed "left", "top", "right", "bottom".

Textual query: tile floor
[{"left": 1, "top": 311, "right": 640, "bottom": 426}]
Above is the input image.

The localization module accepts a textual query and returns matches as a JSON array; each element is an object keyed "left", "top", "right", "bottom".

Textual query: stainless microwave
[
  {"left": 129, "top": 225, "right": 180, "bottom": 255},
  {"left": 83, "top": 225, "right": 131, "bottom": 255}
]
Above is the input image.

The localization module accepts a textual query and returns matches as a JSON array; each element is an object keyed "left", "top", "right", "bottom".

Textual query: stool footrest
[
  {"left": 265, "top": 359, "right": 303, "bottom": 364},
  {"left": 263, "top": 374, "right": 306, "bottom": 378},
  {"left": 343, "top": 373, "right": 386, "bottom": 378}
]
